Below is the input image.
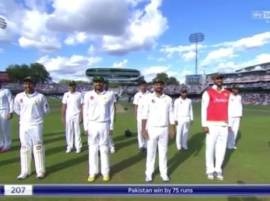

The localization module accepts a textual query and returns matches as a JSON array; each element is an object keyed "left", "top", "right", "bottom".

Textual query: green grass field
[{"left": 1, "top": 98, "right": 270, "bottom": 201}]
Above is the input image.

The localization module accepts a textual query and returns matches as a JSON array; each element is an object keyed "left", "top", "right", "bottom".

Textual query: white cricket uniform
[
  {"left": 62, "top": 91, "right": 83, "bottom": 151},
  {"left": 14, "top": 91, "right": 49, "bottom": 176},
  {"left": 0, "top": 88, "right": 13, "bottom": 150},
  {"left": 133, "top": 90, "right": 150, "bottom": 149},
  {"left": 141, "top": 92, "right": 174, "bottom": 179},
  {"left": 174, "top": 97, "right": 193, "bottom": 150},
  {"left": 83, "top": 90, "right": 115, "bottom": 177},
  {"left": 106, "top": 90, "right": 116, "bottom": 151},
  {"left": 201, "top": 86, "right": 230, "bottom": 175},
  {"left": 228, "top": 94, "right": 242, "bottom": 149}
]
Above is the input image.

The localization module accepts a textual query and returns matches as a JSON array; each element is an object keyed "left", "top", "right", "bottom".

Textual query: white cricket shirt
[
  {"left": 62, "top": 91, "right": 83, "bottom": 117},
  {"left": 174, "top": 97, "right": 193, "bottom": 122},
  {"left": 0, "top": 88, "right": 13, "bottom": 113},
  {"left": 83, "top": 90, "right": 115, "bottom": 131},
  {"left": 133, "top": 90, "right": 149, "bottom": 120},
  {"left": 141, "top": 92, "right": 174, "bottom": 127},
  {"left": 229, "top": 94, "right": 243, "bottom": 117},
  {"left": 14, "top": 92, "right": 49, "bottom": 125}
]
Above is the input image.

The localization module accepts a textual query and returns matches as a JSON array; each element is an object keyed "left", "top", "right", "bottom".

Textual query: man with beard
[
  {"left": 141, "top": 78, "right": 175, "bottom": 182},
  {"left": 201, "top": 73, "right": 231, "bottom": 181},
  {"left": 83, "top": 76, "right": 115, "bottom": 182},
  {"left": 14, "top": 76, "right": 49, "bottom": 179}
]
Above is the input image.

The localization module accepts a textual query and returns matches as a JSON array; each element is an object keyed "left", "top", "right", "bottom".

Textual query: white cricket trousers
[
  {"left": 0, "top": 110, "right": 11, "bottom": 149},
  {"left": 205, "top": 125, "right": 228, "bottom": 174},
  {"left": 145, "top": 126, "right": 168, "bottom": 178},
  {"left": 176, "top": 121, "right": 190, "bottom": 150},
  {"left": 87, "top": 121, "right": 110, "bottom": 177},
  {"left": 19, "top": 124, "right": 45, "bottom": 175},
  {"left": 137, "top": 118, "right": 146, "bottom": 149},
  {"left": 65, "top": 114, "right": 81, "bottom": 150},
  {"left": 227, "top": 117, "right": 240, "bottom": 148}
]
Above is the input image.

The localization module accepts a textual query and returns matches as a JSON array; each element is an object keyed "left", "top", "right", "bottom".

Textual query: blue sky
[{"left": 0, "top": 0, "right": 270, "bottom": 82}]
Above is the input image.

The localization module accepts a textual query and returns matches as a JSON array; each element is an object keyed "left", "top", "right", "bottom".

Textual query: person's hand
[
  {"left": 142, "top": 129, "right": 149, "bottom": 140},
  {"left": 169, "top": 125, "right": 176, "bottom": 139},
  {"left": 79, "top": 114, "right": 83, "bottom": 124},
  {"left": 202, "top": 127, "right": 209, "bottom": 134},
  {"left": 6, "top": 113, "right": 13, "bottom": 120}
]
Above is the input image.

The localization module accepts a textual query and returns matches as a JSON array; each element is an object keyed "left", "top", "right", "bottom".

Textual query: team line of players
[{"left": 0, "top": 74, "right": 242, "bottom": 182}]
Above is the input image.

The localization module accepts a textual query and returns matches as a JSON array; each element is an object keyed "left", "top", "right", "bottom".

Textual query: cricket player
[
  {"left": 201, "top": 73, "right": 230, "bottom": 180},
  {"left": 174, "top": 88, "right": 193, "bottom": 151},
  {"left": 133, "top": 80, "right": 149, "bottom": 152},
  {"left": 0, "top": 82, "right": 13, "bottom": 152},
  {"left": 227, "top": 85, "right": 242, "bottom": 150},
  {"left": 83, "top": 76, "right": 115, "bottom": 182},
  {"left": 61, "top": 81, "right": 83, "bottom": 153},
  {"left": 104, "top": 80, "right": 116, "bottom": 154},
  {"left": 14, "top": 76, "right": 49, "bottom": 179},
  {"left": 141, "top": 78, "right": 175, "bottom": 182}
]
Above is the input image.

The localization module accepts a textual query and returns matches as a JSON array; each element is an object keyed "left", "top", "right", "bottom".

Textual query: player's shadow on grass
[
  {"left": 12, "top": 131, "right": 64, "bottom": 143},
  {"left": 111, "top": 152, "right": 145, "bottom": 177},
  {"left": 0, "top": 142, "right": 66, "bottom": 167},
  {"left": 227, "top": 180, "right": 263, "bottom": 201},
  {"left": 223, "top": 131, "right": 242, "bottom": 169},
  {"left": 115, "top": 138, "right": 137, "bottom": 151},
  {"left": 163, "top": 132, "right": 205, "bottom": 176},
  {"left": 46, "top": 153, "right": 88, "bottom": 176}
]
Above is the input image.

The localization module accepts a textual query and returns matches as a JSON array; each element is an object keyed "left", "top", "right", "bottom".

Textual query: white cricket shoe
[
  {"left": 216, "top": 173, "right": 224, "bottom": 181},
  {"left": 161, "top": 175, "right": 170, "bottom": 182},
  {"left": 17, "top": 173, "right": 29, "bottom": 180},
  {"left": 207, "top": 173, "right": 214, "bottom": 180},
  {"left": 110, "top": 146, "right": 115, "bottom": 154},
  {"left": 145, "top": 175, "right": 152, "bottom": 182}
]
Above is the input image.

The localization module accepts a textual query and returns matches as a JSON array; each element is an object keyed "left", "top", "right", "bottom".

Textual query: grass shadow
[
  {"left": 166, "top": 132, "right": 205, "bottom": 176},
  {"left": 111, "top": 152, "right": 145, "bottom": 177}
]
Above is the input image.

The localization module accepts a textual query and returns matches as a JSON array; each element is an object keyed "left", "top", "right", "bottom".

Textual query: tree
[
  {"left": 6, "top": 63, "right": 51, "bottom": 83},
  {"left": 167, "top": 76, "right": 179, "bottom": 85},
  {"left": 152, "top": 73, "right": 179, "bottom": 85},
  {"left": 30, "top": 63, "right": 51, "bottom": 83}
]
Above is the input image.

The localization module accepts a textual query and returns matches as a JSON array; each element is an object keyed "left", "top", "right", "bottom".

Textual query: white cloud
[
  {"left": 202, "top": 47, "right": 236, "bottom": 65},
  {"left": 112, "top": 59, "right": 128, "bottom": 68},
  {"left": 202, "top": 32, "right": 270, "bottom": 66},
  {"left": 64, "top": 32, "right": 89, "bottom": 45},
  {"left": 141, "top": 65, "right": 191, "bottom": 83},
  {"left": 216, "top": 32, "right": 270, "bottom": 50},
  {"left": 47, "top": 0, "right": 129, "bottom": 36},
  {"left": 37, "top": 54, "right": 102, "bottom": 81},
  {"left": 160, "top": 44, "right": 203, "bottom": 61},
  {"left": 18, "top": 10, "right": 61, "bottom": 51},
  {"left": 102, "top": 0, "right": 168, "bottom": 54}
]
